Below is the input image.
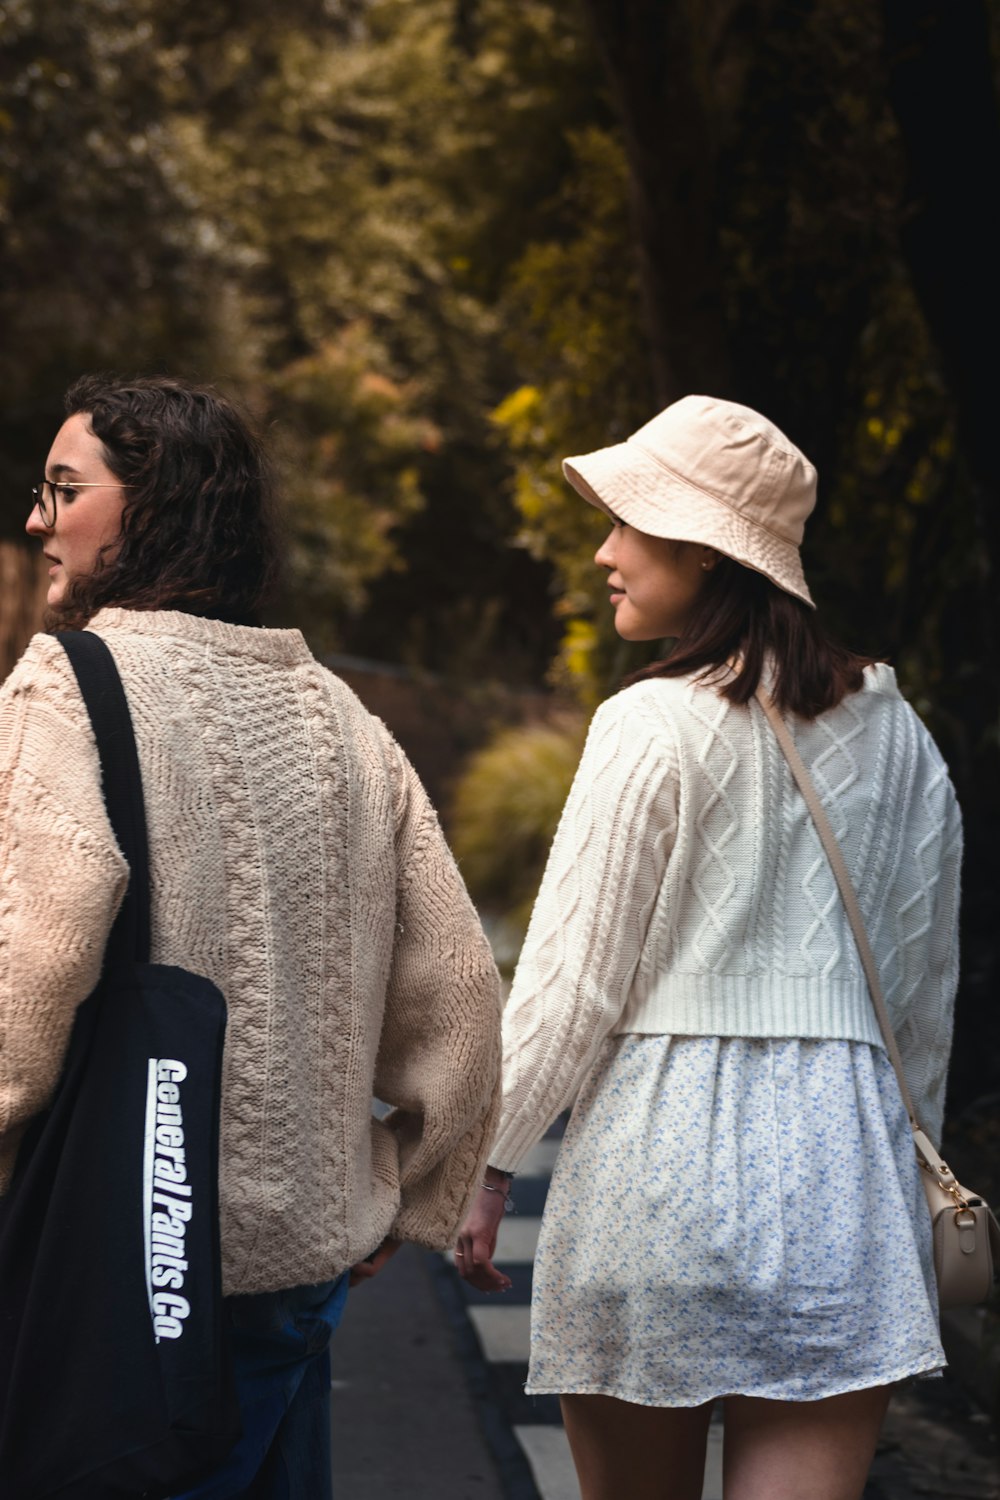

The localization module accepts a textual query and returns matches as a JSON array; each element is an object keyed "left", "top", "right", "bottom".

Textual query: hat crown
[
  {"left": 628, "top": 396, "right": 816, "bottom": 545},
  {"left": 561, "top": 393, "right": 817, "bottom": 606}
]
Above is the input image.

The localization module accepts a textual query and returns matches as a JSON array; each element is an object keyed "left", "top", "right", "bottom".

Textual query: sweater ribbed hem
[
  {"left": 489, "top": 976, "right": 888, "bottom": 1172},
  {"left": 615, "top": 973, "right": 886, "bottom": 1047}
]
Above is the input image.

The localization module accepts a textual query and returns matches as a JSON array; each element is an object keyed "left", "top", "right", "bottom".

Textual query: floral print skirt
[{"left": 526, "top": 1035, "right": 944, "bottom": 1407}]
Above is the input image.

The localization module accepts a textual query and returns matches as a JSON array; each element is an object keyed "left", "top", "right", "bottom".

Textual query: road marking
[
  {"left": 495, "top": 1215, "right": 542, "bottom": 1261},
  {"left": 513, "top": 1426, "right": 577, "bottom": 1500},
  {"left": 514, "top": 1417, "right": 723, "bottom": 1500},
  {"left": 468, "top": 1304, "right": 532, "bottom": 1362},
  {"left": 704, "top": 1423, "right": 724, "bottom": 1499},
  {"left": 517, "top": 1138, "right": 562, "bottom": 1177}
]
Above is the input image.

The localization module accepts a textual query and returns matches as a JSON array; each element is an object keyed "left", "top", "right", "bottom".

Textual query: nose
[
  {"left": 25, "top": 503, "right": 52, "bottom": 538},
  {"left": 594, "top": 526, "right": 617, "bottom": 569}
]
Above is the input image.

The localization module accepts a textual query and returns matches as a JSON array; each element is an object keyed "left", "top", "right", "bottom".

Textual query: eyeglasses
[{"left": 30, "top": 479, "right": 131, "bottom": 528}]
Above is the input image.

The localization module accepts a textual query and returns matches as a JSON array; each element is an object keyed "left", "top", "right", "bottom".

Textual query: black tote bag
[{"left": 0, "top": 630, "right": 240, "bottom": 1498}]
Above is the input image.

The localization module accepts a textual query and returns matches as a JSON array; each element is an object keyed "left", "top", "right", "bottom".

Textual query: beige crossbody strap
[
  {"left": 754, "top": 690, "right": 971, "bottom": 1188},
  {"left": 754, "top": 688, "right": 966, "bottom": 1190},
  {"left": 753, "top": 688, "right": 920, "bottom": 1124}
]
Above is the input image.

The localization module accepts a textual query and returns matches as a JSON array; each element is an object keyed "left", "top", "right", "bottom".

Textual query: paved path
[
  {"left": 330, "top": 1241, "right": 506, "bottom": 1499},
  {"left": 332, "top": 1123, "right": 998, "bottom": 1498}
]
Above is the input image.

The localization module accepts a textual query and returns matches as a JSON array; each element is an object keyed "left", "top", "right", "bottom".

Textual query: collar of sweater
[
  {"left": 698, "top": 655, "right": 901, "bottom": 703},
  {"left": 88, "top": 607, "right": 312, "bottom": 665}
]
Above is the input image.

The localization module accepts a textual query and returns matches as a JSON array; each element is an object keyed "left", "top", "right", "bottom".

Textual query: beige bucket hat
[{"left": 562, "top": 395, "right": 817, "bottom": 607}]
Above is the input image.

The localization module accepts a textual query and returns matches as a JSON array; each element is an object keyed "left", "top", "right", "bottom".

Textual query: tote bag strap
[
  {"left": 753, "top": 687, "right": 959, "bottom": 1187},
  {"left": 59, "top": 629, "right": 151, "bottom": 967}
]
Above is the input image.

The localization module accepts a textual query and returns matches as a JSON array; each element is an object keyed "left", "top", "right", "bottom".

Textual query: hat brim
[{"left": 563, "top": 442, "right": 814, "bottom": 608}]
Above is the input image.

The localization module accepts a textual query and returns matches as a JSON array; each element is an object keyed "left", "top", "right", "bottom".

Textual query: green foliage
[
  {"left": 488, "top": 120, "right": 659, "bottom": 700},
  {"left": 0, "top": 0, "right": 225, "bottom": 527},
  {"left": 1, "top": 0, "right": 994, "bottom": 733},
  {"left": 482, "top": 0, "right": 993, "bottom": 735},
  {"left": 265, "top": 330, "right": 433, "bottom": 651},
  {"left": 0, "top": 0, "right": 578, "bottom": 678},
  {"left": 450, "top": 713, "right": 586, "bottom": 947}
]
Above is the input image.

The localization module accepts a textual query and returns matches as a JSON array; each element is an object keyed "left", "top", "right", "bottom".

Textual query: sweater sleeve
[
  {"left": 0, "top": 636, "right": 128, "bottom": 1189},
  {"left": 890, "top": 751, "right": 963, "bottom": 1147},
  {"left": 372, "top": 733, "right": 502, "bottom": 1248},
  {"left": 490, "top": 687, "right": 679, "bottom": 1171}
]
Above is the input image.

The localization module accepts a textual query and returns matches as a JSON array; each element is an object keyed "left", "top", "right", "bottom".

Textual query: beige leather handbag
[{"left": 756, "top": 688, "right": 1000, "bottom": 1309}]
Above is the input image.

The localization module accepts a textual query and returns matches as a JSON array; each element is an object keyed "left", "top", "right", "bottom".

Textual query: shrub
[{"left": 450, "top": 714, "right": 586, "bottom": 961}]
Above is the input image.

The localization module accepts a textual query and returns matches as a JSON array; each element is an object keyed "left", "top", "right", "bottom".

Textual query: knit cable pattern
[
  {"left": 0, "top": 610, "right": 501, "bottom": 1294},
  {"left": 491, "top": 665, "right": 962, "bottom": 1170}
]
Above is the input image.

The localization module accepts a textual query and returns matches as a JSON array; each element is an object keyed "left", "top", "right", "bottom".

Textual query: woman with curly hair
[{"left": 4, "top": 373, "right": 501, "bottom": 1497}]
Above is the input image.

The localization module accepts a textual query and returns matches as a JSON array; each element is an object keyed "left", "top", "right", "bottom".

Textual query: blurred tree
[
  {"left": 3, "top": 0, "right": 996, "bottom": 781},
  {"left": 877, "top": 0, "right": 1000, "bottom": 1111},
  {"left": 882, "top": 0, "right": 1000, "bottom": 580},
  {"left": 0, "top": 0, "right": 225, "bottom": 538},
  {"left": 265, "top": 331, "right": 433, "bottom": 654},
  {"left": 0, "top": 0, "right": 567, "bottom": 679},
  {"left": 166, "top": 0, "right": 588, "bottom": 676},
  {"left": 579, "top": 0, "right": 734, "bottom": 404},
  {"left": 485, "top": 0, "right": 1000, "bottom": 1124},
  {"left": 490, "top": 119, "right": 654, "bottom": 701}
]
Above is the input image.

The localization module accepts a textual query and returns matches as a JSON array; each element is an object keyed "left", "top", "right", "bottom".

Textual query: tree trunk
[
  {"left": 580, "top": 0, "right": 734, "bottom": 404},
  {"left": 0, "top": 543, "right": 47, "bottom": 680},
  {"left": 881, "top": 0, "right": 1000, "bottom": 582},
  {"left": 881, "top": 0, "right": 1000, "bottom": 1122}
]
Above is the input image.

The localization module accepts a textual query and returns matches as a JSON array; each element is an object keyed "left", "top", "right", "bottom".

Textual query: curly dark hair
[{"left": 50, "top": 373, "right": 283, "bottom": 629}]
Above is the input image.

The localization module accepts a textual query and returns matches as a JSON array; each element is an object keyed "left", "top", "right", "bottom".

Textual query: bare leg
[
  {"left": 560, "top": 1393, "right": 715, "bottom": 1500},
  {"left": 722, "top": 1385, "right": 893, "bottom": 1500}
]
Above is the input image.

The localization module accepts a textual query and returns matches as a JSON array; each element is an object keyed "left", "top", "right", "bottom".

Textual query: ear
[{"left": 700, "top": 548, "right": 718, "bottom": 572}]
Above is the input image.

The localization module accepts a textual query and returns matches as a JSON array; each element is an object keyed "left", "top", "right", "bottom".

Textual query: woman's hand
[
  {"left": 454, "top": 1170, "right": 513, "bottom": 1293},
  {"left": 349, "top": 1236, "right": 402, "bottom": 1287}
]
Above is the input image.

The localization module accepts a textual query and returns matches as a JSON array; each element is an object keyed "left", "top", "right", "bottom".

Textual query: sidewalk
[
  {"left": 870, "top": 1377, "right": 998, "bottom": 1499},
  {"left": 329, "top": 1243, "right": 507, "bottom": 1500}
]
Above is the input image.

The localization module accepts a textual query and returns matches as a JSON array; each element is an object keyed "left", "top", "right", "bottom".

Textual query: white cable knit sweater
[
  {"left": 0, "top": 609, "right": 502, "bottom": 1294},
  {"left": 491, "top": 664, "right": 962, "bottom": 1170}
]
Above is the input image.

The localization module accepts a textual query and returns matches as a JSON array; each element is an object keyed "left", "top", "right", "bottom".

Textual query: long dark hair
[
  {"left": 51, "top": 373, "right": 282, "bottom": 629},
  {"left": 628, "top": 555, "right": 875, "bottom": 718}
]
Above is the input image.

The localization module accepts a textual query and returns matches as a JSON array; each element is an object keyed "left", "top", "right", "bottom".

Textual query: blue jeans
[{"left": 173, "top": 1274, "right": 349, "bottom": 1500}]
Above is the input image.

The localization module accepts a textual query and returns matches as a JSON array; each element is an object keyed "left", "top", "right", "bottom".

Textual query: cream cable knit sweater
[
  {"left": 0, "top": 609, "right": 501, "bottom": 1295},
  {"left": 491, "top": 665, "right": 962, "bottom": 1171}
]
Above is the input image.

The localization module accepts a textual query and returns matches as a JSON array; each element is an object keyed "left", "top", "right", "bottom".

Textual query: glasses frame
[{"left": 30, "top": 480, "right": 132, "bottom": 528}]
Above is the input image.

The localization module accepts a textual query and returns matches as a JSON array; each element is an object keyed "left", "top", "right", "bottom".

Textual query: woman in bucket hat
[{"left": 457, "top": 396, "right": 962, "bottom": 1500}]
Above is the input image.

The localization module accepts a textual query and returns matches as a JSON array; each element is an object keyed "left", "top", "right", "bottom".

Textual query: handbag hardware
[{"left": 755, "top": 684, "right": 999, "bottom": 1308}]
